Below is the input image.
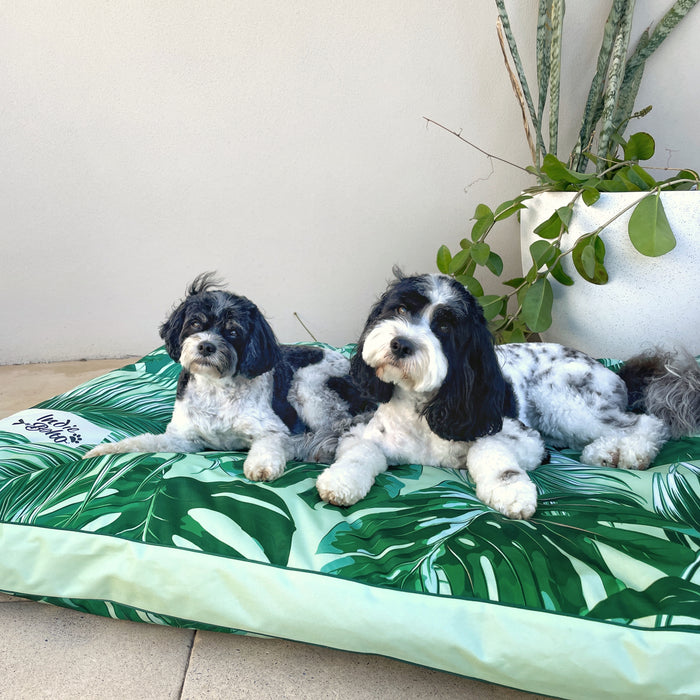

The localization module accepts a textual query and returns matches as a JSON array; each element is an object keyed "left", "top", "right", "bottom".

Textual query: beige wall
[{"left": 2, "top": 1, "right": 699, "bottom": 363}]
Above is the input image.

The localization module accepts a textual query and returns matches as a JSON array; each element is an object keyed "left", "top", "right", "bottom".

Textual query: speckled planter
[{"left": 520, "top": 191, "right": 700, "bottom": 359}]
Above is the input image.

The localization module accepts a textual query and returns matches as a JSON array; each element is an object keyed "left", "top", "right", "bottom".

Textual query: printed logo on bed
[{"left": 0, "top": 409, "right": 111, "bottom": 446}]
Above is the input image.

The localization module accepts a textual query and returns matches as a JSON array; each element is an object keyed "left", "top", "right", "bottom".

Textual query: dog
[
  {"left": 315, "top": 270, "right": 700, "bottom": 519},
  {"left": 84, "top": 273, "right": 370, "bottom": 481}
]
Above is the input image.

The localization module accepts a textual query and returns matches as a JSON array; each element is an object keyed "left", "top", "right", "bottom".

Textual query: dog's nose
[
  {"left": 198, "top": 341, "right": 217, "bottom": 357},
  {"left": 390, "top": 336, "right": 414, "bottom": 359}
]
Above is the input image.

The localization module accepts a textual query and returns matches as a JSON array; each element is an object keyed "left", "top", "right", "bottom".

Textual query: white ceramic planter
[{"left": 520, "top": 191, "right": 700, "bottom": 359}]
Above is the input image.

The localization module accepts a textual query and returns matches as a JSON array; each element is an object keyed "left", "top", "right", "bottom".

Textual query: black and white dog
[
  {"left": 84, "top": 273, "right": 369, "bottom": 481},
  {"left": 316, "top": 271, "right": 700, "bottom": 519}
]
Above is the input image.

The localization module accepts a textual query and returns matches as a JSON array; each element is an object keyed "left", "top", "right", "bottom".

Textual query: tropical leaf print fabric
[{"left": 1, "top": 346, "right": 699, "bottom": 698}]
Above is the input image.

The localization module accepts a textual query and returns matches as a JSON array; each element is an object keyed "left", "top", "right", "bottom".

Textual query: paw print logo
[{"left": 70, "top": 434, "right": 83, "bottom": 445}]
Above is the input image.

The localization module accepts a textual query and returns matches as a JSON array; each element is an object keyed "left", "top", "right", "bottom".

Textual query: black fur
[
  {"left": 160, "top": 273, "right": 356, "bottom": 434},
  {"left": 420, "top": 277, "right": 515, "bottom": 441},
  {"left": 351, "top": 271, "right": 515, "bottom": 442}
]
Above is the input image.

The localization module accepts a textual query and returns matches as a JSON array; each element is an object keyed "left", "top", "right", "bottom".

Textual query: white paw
[
  {"left": 243, "top": 453, "right": 286, "bottom": 482},
  {"left": 477, "top": 472, "right": 538, "bottom": 520},
  {"left": 83, "top": 443, "right": 121, "bottom": 459},
  {"left": 316, "top": 465, "right": 373, "bottom": 507},
  {"left": 582, "top": 438, "right": 655, "bottom": 471}
]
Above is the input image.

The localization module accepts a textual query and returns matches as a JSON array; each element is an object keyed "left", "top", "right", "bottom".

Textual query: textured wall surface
[{"left": 2, "top": 1, "right": 698, "bottom": 363}]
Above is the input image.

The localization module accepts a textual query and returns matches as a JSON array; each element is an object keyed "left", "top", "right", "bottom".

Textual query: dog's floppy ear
[
  {"left": 159, "top": 273, "right": 221, "bottom": 362},
  {"left": 422, "top": 294, "right": 512, "bottom": 441},
  {"left": 159, "top": 301, "right": 188, "bottom": 362},
  {"left": 350, "top": 340, "right": 394, "bottom": 403},
  {"left": 239, "top": 306, "right": 283, "bottom": 378},
  {"left": 349, "top": 288, "right": 397, "bottom": 403}
]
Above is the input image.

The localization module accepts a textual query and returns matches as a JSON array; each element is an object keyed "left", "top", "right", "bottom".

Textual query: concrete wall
[{"left": 2, "top": 1, "right": 699, "bottom": 363}]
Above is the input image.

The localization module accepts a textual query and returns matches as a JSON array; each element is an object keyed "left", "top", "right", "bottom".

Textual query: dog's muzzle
[{"left": 181, "top": 333, "right": 236, "bottom": 377}]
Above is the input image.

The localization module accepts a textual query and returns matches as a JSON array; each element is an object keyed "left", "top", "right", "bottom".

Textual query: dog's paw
[
  {"left": 582, "top": 437, "right": 655, "bottom": 471},
  {"left": 316, "top": 465, "right": 372, "bottom": 507},
  {"left": 83, "top": 443, "right": 120, "bottom": 459},
  {"left": 477, "top": 472, "right": 538, "bottom": 520},
  {"left": 243, "top": 453, "right": 286, "bottom": 482}
]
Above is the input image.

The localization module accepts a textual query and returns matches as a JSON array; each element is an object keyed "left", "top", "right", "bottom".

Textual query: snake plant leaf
[
  {"left": 597, "top": 2, "right": 635, "bottom": 171},
  {"left": 522, "top": 277, "right": 553, "bottom": 333},
  {"left": 628, "top": 192, "right": 677, "bottom": 256},
  {"left": 436, "top": 244, "right": 452, "bottom": 274},
  {"left": 548, "top": 0, "right": 564, "bottom": 156},
  {"left": 536, "top": 0, "right": 553, "bottom": 149}
]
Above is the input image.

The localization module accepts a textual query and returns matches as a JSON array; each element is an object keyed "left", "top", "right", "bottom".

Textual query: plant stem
[{"left": 423, "top": 118, "right": 531, "bottom": 174}]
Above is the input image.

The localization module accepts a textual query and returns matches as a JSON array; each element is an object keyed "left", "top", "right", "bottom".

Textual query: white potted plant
[{"left": 434, "top": 0, "right": 699, "bottom": 358}]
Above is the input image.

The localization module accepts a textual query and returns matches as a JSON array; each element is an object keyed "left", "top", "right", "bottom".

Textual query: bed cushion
[{"left": 1, "top": 345, "right": 699, "bottom": 698}]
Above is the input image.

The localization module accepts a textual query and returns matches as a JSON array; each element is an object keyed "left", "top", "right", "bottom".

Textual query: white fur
[
  {"left": 317, "top": 274, "right": 673, "bottom": 519},
  {"left": 84, "top": 275, "right": 358, "bottom": 482}
]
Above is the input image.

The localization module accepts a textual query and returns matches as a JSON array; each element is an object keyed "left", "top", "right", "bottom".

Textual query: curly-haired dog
[
  {"left": 316, "top": 271, "right": 699, "bottom": 519},
  {"left": 84, "top": 273, "right": 369, "bottom": 481}
]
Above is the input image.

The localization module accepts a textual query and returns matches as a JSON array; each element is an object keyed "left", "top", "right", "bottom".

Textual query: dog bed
[{"left": 1, "top": 345, "right": 699, "bottom": 699}]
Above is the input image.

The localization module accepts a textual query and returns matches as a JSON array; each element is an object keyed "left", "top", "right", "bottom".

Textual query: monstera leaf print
[
  {"left": 318, "top": 464, "right": 700, "bottom": 628},
  {"left": 1, "top": 451, "right": 296, "bottom": 566}
]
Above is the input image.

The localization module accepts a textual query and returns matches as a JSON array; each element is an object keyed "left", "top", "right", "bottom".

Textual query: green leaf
[
  {"left": 477, "top": 295, "right": 505, "bottom": 321},
  {"left": 572, "top": 235, "right": 608, "bottom": 284},
  {"left": 503, "top": 276, "right": 525, "bottom": 289},
  {"left": 582, "top": 187, "right": 601, "bottom": 206},
  {"left": 541, "top": 153, "right": 593, "bottom": 184},
  {"left": 436, "top": 245, "right": 452, "bottom": 274},
  {"left": 455, "top": 275, "right": 484, "bottom": 297},
  {"left": 448, "top": 248, "right": 471, "bottom": 275},
  {"left": 485, "top": 252, "right": 504, "bottom": 276},
  {"left": 549, "top": 259, "right": 574, "bottom": 286},
  {"left": 623, "top": 132, "right": 655, "bottom": 161},
  {"left": 529, "top": 240, "right": 557, "bottom": 269},
  {"left": 556, "top": 205, "right": 573, "bottom": 229},
  {"left": 471, "top": 242, "right": 491, "bottom": 265},
  {"left": 533, "top": 211, "right": 562, "bottom": 239},
  {"left": 471, "top": 209, "right": 495, "bottom": 241},
  {"left": 521, "top": 277, "right": 553, "bottom": 333},
  {"left": 494, "top": 195, "right": 530, "bottom": 221},
  {"left": 628, "top": 193, "right": 677, "bottom": 256},
  {"left": 627, "top": 164, "right": 657, "bottom": 190}
]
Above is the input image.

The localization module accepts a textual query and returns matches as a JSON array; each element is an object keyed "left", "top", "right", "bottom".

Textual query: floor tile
[
  {"left": 181, "top": 632, "right": 545, "bottom": 700},
  {"left": 0, "top": 357, "right": 135, "bottom": 418},
  {"left": 0, "top": 601, "right": 194, "bottom": 700}
]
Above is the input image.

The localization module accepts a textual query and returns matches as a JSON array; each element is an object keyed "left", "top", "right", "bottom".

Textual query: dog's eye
[
  {"left": 190, "top": 320, "right": 203, "bottom": 330},
  {"left": 396, "top": 305, "right": 408, "bottom": 316}
]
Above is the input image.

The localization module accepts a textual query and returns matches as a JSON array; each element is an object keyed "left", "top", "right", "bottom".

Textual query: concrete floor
[{"left": 0, "top": 358, "right": 547, "bottom": 700}]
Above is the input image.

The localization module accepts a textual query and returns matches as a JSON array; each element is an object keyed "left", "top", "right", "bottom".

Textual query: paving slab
[
  {"left": 0, "top": 600, "right": 194, "bottom": 700},
  {"left": 182, "top": 631, "right": 545, "bottom": 700}
]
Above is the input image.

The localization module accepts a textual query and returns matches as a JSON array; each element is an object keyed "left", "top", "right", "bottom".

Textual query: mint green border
[{"left": 2, "top": 522, "right": 698, "bottom": 699}]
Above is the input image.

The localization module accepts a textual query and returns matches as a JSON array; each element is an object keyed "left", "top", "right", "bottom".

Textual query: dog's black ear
[
  {"left": 422, "top": 296, "right": 511, "bottom": 441},
  {"left": 239, "top": 307, "right": 283, "bottom": 378},
  {"left": 349, "top": 340, "right": 394, "bottom": 403},
  {"left": 348, "top": 287, "right": 398, "bottom": 403},
  {"left": 159, "top": 302, "right": 188, "bottom": 362}
]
